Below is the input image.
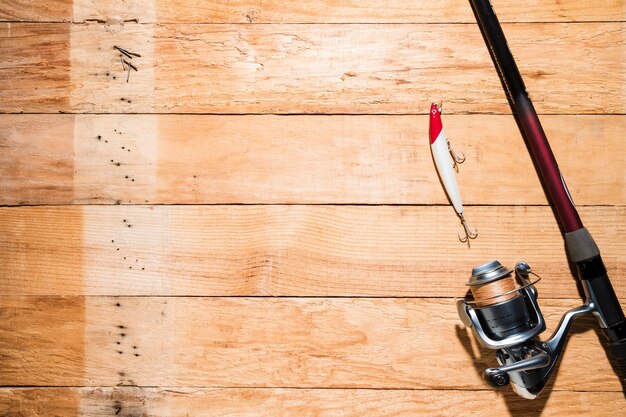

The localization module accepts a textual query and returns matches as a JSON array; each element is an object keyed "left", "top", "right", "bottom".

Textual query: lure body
[{"left": 429, "top": 103, "right": 464, "bottom": 215}]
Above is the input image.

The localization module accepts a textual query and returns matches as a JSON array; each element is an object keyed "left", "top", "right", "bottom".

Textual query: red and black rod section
[
  {"left": 468, "top": 0, "right": 581, "bottom": 233},
  {"left": 468, "top": 0, "right": 626, "bottom": 384}
]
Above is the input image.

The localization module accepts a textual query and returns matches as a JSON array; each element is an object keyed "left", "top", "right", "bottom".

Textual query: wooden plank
[
  {"left": 0, "top": 387, "right": 624, "bottom": 417},
  {"left": 2, "top": 23, "right": 624, "bottom": 113},
  {"left": 145, "top": 0, "right": 626, "bottom": 24},
  {"left": 2, "top": 1, "right": 624, "bottom": 23},
  {"left": 0, "top": 296, "right": 622, "bottom": 391},
  {"left": 0, "top": 23, "right": 70, "bottom": 112},
  {"left": 74, "top": 23, "right": 626, "bottom": 114},
  {"left": 1, "top": 205, "right": 624, "bottom": 298},
  {"left": 2, "top": 115, "right": 625, "bottom": 205}
]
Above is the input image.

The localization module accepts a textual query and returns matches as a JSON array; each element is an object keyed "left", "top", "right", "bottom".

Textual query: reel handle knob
[{"left": 483, "top": 368, "right": 510, "bottom": 387}]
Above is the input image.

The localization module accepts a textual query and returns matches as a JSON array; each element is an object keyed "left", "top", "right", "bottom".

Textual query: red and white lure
[{"left": 429, "top": 102, "right": 478, "bottom": 244}]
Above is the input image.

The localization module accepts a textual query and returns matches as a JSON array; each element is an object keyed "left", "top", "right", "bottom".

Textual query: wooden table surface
[{"left": 0, "top": 1, "right": 625, "bottom": 415}]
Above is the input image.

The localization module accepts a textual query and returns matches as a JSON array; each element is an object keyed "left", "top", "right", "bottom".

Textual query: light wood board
[
  {"left": 2, "top": 1, "right": 625, "bottom": 23},
  {"left": 2, "top": 114, "right": 624, "bottom": 205},
  {"left": 0, "top": 296, "right": 621, "bottom": 391},
  {"left": 1, "top": 205, "right": 624, "bottom": 298},
  {"left": 0, "top": 387, "right": 623, "bottom": 416},
  {"left": 1, "top": 23, "right": 624, "bottom": 113}
]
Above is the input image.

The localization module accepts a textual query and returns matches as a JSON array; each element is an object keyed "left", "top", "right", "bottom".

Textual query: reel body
[{"left": 457, "top": 261, "right": 594, "bottom": 399}]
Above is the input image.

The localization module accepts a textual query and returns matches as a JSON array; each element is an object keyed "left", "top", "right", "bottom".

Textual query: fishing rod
[{"left": 456, "top": 0, "right": 626, "bottom": 398}]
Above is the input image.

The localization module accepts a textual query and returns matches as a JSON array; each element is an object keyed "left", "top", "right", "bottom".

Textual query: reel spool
[
  {"left": 457, "top": 261, "right": 595, "bottom": 399},
  {"left": 467, "top": 262, "right": 540, "bottom": 341}
]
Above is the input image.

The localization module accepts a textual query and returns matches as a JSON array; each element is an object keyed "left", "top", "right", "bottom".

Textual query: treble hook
[
  {"left": 457, "top": 213, "right": 478, "bottom": 245},
  {"left": 448, "top": 140, "right": 466, "bottom": 171},
  {"left": 437, "top": 103, "right": 467, "bottom": 170}
]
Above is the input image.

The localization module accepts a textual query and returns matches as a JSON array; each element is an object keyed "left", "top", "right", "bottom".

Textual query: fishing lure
[{"left": 429, "top": 102, "right": 478, "bottom": 244}]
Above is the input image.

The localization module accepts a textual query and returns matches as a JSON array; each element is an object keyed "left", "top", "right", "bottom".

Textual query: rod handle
[{"left": 605, "top": 337, "right": 626, "bottom": 385}]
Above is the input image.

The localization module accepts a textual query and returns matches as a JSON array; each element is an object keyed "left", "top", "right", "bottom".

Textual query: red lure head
[{"left": 429, "top": 103, "right": 443, "bottom": 144}]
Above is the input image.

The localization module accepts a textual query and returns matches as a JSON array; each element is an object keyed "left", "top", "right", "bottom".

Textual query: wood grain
[
  {"left": 0, "top": 296, "right": 621, "bottom": 391},
  {"left": 2, "top": 23, "right": 623, "bottom": 113},
  {"left": 1, "top": 205, "right": 624, "bottom": 298},
  {"left": 0, "top": 23, "right": 70, "bottom": 112},
  {"left": 0, "top": 388, "right": 80, "bottom": 416},
  {"left": 0, "top": 387, "right": 624, "bottom": 416},
  {"left": 2, "top": 114, "right": 624, "bottom": 205},
  {"left": 0, "top": 297, "right": 85, "bottom": 387},
  {"left": 2, "top": 1, "right": 624, "bottom": 23},
  {"left": 0, "top": 206, "right": 84, "bottom": 295},
  {"left": 0, "top": 115, "right": 74, "bottom": 205},
  {"left": 89, "top": 23, "right": 626, "bottom": 114},
  {"left": 0, "top": 0, "right": 71, "bottom": 22},
  {"left": 152, "top": 0, "right": 626, "bottom": 24}
]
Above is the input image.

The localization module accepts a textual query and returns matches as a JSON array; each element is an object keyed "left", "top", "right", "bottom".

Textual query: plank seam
[
  {"left": 0, "top": 296, "right": 596, "bottom": 301},
  {"left": 1, "top": 203, "right": 624, "bottom": 208},
  {"left": 1, "top": 21, "right": 625, "bottom": 24},
  {"left": 0, "top": 385, "right": 620, "bottom": 392},
  {"left": 4, "top": 112, "right": 626, "bottom": 116}
]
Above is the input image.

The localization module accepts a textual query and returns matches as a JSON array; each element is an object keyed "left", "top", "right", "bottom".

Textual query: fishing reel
[{"left": 457, "top": 260, "right": 595, "bottom": 399}]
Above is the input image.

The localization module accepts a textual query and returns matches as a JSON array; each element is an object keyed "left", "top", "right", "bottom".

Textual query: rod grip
[
  {"left": 606, "top": 336, "right": 626, "bottom": 384},
  {"left": 576, "top": 255, "right": 626, "bottom": 385},
  {"left": 576, "top": 257, "right": 625, "bottom": 327}
]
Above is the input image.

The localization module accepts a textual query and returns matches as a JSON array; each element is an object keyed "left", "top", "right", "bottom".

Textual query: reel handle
[
  {"left": 483, "top": 368, "right": 509, "bottom": 388},
  {"left": 483, "top": 348, "right": 550, "bottom": 388}
]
